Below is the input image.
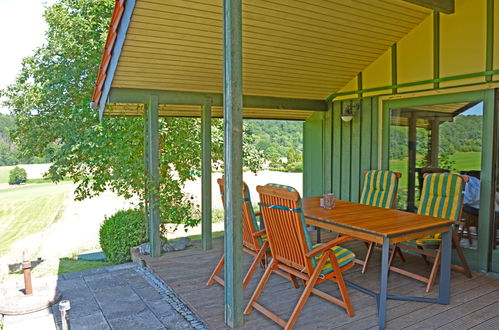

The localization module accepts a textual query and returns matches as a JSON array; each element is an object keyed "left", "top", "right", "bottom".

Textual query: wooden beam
[
  {"left": 108, "top": 88, "right": 327, "bottom": 112},
  {"left": 223, "top": 0, "right": 244, "bottom": 327},
  {"left": 433, "top": 11, "right": 440, "bottom": 89},
  {"left": 403, "top": 0, "right": 454, "bottom": 14},
  {"left": 148, "top": 95, "right": 161, "bottom": 257},
  {"left": 201, "top": 98, "right": 213, "bottom": 251}
]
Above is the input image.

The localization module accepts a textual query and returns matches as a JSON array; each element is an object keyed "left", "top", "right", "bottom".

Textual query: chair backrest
[
  {"left": 256, "top": 184, "right": 315, "bottom": 275},
  {"left": 217, "top": 178, "right": 262, "bottom": 251},
  {"left": 360, "top": 170, "right": 401, "bottom": 209},
  {"left": 417, "top": 173, "right": 468, "bottom": 220}
]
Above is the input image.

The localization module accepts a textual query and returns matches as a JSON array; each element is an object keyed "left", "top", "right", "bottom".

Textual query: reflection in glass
[{"left": 389, "top": 102, "right": 483, "bottom": 250}]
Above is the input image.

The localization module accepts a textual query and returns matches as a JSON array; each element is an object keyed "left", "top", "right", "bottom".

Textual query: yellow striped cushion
[
  {"left": 311, "top": 244, "right": 356, "bottom": 276},
  {"left": 415, "top": 233, "right": 442, "bottom": 245},
  {"left": 360, "top": 170, "right": 399, "bottom": 209}
]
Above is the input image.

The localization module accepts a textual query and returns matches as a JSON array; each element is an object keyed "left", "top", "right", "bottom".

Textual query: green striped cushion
[
  {"left": 311, "top": 244, "right": 356, "bottom": 275},
  {"left": 417, "top": 173, "right": 465, "bottom": 221},
  {"left": 266, "top": 183, "right": 299, "bottom": 193},
  {"left": 360, "top": 170, "right": 399, "bottom": 208},
  {"left": 414, "top": 173, "right": 465, "bottom": 246}
]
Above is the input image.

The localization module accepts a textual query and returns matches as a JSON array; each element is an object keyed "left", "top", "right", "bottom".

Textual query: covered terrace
[{"left": 91, "top": 0, "right": 499, "bottom": 328}]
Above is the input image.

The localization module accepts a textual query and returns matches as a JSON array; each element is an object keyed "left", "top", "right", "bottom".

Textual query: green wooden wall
[
  {"left": 303, "top": 112, "right": 324, "bottom": 197},
  {"left": 332, "top": 97, "right": 379, "bottom": 201},
  {"left": 303, "top": 96, "right": 380, "bottom": 200}
]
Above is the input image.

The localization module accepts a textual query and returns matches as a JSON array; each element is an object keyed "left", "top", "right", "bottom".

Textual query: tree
[{"left": 1, "top": 0, "right": 262, "bottom": 234}]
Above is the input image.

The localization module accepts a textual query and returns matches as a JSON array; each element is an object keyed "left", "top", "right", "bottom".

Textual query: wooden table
[{"left": 302, "top": 197, "right": 454, "bottom": 330}]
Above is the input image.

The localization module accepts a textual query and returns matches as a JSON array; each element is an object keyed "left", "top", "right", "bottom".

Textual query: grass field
[
  {"left": 0, "top": 182, "right": 73, "bottom": 255},
  {"left": 389, "top": 152, "right": 481, "bottom": 208}
]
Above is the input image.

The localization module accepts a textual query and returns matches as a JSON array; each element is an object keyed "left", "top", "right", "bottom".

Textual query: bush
[
  {"left": 8, "top": 166, "right": 27, "bottom": 185},
  {"left": 99, "top": 208, "right": 147, "bottom": 263}
]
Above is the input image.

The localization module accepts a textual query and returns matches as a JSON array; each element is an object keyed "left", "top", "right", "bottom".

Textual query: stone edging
[{"left": 135, "top": 267, "right": 209, "bottom": 330}]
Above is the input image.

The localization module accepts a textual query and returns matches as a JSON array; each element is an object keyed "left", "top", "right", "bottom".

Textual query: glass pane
[{"left": 389, "top": 102, "right": 483, "bottom": 250}]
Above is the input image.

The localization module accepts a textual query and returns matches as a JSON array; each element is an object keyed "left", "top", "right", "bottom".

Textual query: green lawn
[
  {"left": 389, "top": 152, "right": 481, "bottom": 209},
  {"left": 0, "top": 182, "right": 73, "bottom": 255}
]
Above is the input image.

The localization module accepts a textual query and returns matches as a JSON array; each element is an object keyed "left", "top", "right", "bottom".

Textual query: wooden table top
[{"left": 302, "top": 197, "right": 454, "bottom": 244}]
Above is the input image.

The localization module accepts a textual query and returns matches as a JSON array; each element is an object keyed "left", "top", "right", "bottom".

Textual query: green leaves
[{"left": 1, "top": 0, "right": 264, "bottom": 233}]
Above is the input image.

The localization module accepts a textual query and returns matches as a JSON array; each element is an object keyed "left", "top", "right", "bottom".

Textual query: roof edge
[{"left": 91, "top": 0, "right": 136, "bottom": 118}]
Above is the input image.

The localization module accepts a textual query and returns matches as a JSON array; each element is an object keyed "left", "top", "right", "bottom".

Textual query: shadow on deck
[{"left": 142, "top": 231, "right": 499, "bottom": 330}]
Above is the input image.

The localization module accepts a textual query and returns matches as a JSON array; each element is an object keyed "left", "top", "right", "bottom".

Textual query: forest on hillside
[
  {"left": 390, "top": 115, "right": 483, "bottom": 165},
  {"left": 245, "top": 120, "right": 303, "bottom": 165},
  {"left": 0, "top": 114, "right": 303, "bottom": 168}
]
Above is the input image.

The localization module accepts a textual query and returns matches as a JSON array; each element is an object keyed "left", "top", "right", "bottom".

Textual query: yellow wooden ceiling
[{"left": 111, "top": 0, "right": 431, "bottom": 101}]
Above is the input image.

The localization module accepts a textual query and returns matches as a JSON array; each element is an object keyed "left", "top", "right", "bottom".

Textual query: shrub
[
  {"left": 8, "top": 166, "right": 27, "bottom": 185},
  {"left": 99, "top": 208, "right": 147, "bottom": 263}
]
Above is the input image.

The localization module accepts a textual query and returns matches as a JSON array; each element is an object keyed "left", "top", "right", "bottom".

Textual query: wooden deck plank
[
  {"left": 430, "top": 297, "right": 498, "bottom": 330},
  {"left": 144, "top": 231, "right": 499, "bottom": 329}
]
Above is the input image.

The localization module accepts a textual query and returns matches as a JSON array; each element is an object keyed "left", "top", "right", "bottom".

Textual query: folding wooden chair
[
  {"left": 206, "top": 179, "right": 296, "bottom": 289},
  {"left": 357, "top": 170, "right": 404, "bottom": 274},
  {"left": 389, "top": 173, "right": 473, "bottom": 292},
  {"left": 245, "top": 184, "right": 355, "bottom": 329}
]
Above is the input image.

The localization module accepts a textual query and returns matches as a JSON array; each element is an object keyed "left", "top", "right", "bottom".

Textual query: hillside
[{"left": 245, "top": 119, "right": 303, "bottom": 164}]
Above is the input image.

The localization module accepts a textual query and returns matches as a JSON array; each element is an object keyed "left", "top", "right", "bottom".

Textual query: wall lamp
[{"left": 341, "top": 99, "right": 361, "bottom": 122}]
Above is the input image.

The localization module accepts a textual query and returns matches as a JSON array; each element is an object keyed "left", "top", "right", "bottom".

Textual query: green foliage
[
  {"left": 245, "top": 120, "right": 303, "bottom": 165},
  {"left": 0, "top": 0, "right": 263, "bottom": 233},
  {"left": 99, "top": 209, "right": 147, "bottom": 263},
  {"left": 8, "top": 166, "right": 27, "bottom": 184},
  {"left": 286, "top": 161, "right": 303, "bottom": 172}
]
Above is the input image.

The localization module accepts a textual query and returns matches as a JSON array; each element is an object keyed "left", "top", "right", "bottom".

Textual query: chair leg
[
  {"left": 206, "top": 255, "right": 224, "bottom": 286},
  {"left": 452, "top": 230, "right": 472, "bottom": 278},
  {"left": 362, "top": 242, "right": 375, "bottom": 274},
  {"left": 243, "top": 241, "right": 268, "bottom": 289},
  {"left": 418, "top": 245, "right": 431, "bottom": 266},
  {"left": 395, "top": 246, "right": 406, "bottom": 262},
  {"left": 388, "top": 244, "right": 398, "bottom": 267},
  {"left": 244, "top": 259, "right": 277, "bottom": 314},
  {"left": 289, "top": 275, "right": 300, "bottom": 289},
  {"left": 426, "top": 247, "right": 441, "bottom": 292},
  {"left": 285, "top": 252, "right": 330, "bottom": 330},
  {"left": 334, "top": 266, "right": 355, "bottom": 317}
]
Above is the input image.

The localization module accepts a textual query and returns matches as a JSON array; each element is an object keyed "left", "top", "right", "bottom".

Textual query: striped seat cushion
[
  {"left": 360, "top": 170, "right": 399, "bottom": 208},
  {"left": 417, "top": 173, "right": 465, "bottom": 220},
  {"left": 414, "top": 173, "right": 465, "bottom": 245},
  {"left": 266, "top": 183, "right": 299, "bottom": 193},
  {"left": 415, "top": 234, "right": 442, "bottom": 245},
  {"left": 311, "top": 243, "right": 356, "bottom": 276}
]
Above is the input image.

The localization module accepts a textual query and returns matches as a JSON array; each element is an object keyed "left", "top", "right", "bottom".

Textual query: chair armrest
[
  {"left": 305, "top": 235, "right": 353, "bottom": 258},
  {"left": 255, "top": 211, "right": 262, "bottom": 217},
  {"left": 252, "top": 229, "right": 266, "bottom": 238}
]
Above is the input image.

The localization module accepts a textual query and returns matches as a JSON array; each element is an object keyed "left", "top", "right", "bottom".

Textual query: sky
[{"left": 0, "top": 0, "right": 56, "bottom": 114}]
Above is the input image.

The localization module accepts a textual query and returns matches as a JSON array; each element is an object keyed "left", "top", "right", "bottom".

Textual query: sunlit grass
[{"left": 0, "top": 182, "right": 73, "bottom": 255}]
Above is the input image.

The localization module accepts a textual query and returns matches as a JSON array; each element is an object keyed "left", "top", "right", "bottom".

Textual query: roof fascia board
[
  {"left": 99, "top": 0, "right": 136, "bottom": 119},
  {"left": 402, "top": 0, "right": 454, "bottom": 14},
  {"left": 108, "top": 88, "right": 328, "bottom": 111}
]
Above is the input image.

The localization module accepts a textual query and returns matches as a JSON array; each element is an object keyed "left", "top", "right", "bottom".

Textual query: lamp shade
[{"left": 341, "top": 114, "right": 354, "bottom": 122}]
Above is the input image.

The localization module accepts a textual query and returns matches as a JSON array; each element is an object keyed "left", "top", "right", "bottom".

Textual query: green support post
[
  {"left": 148, "top": 95, "right": 161, "bottom": 258},
  {"left": 143, "top": 105, "right": 150, "bottom": 242},
  {"left": 223, "top": 0, "right": 244, "bottom": 327},
  {"left": 201, "top": 98, "right": 213, "bottom": 251},
  {"left": 407, "top": 114, "right": 417, "bottom": 211}
]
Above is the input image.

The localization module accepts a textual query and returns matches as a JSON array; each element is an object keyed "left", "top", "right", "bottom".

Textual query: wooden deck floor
[{"left": 143, "top": 231, "right": 499, "bottom": 330}]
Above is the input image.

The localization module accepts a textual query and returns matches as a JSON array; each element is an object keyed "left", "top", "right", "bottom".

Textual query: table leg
[
  {"left": 438, "top": 229, "right": 452, "bottom": 304},
  {"left": 378, "top": 237, "right": 389, "bottom": 329}
]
